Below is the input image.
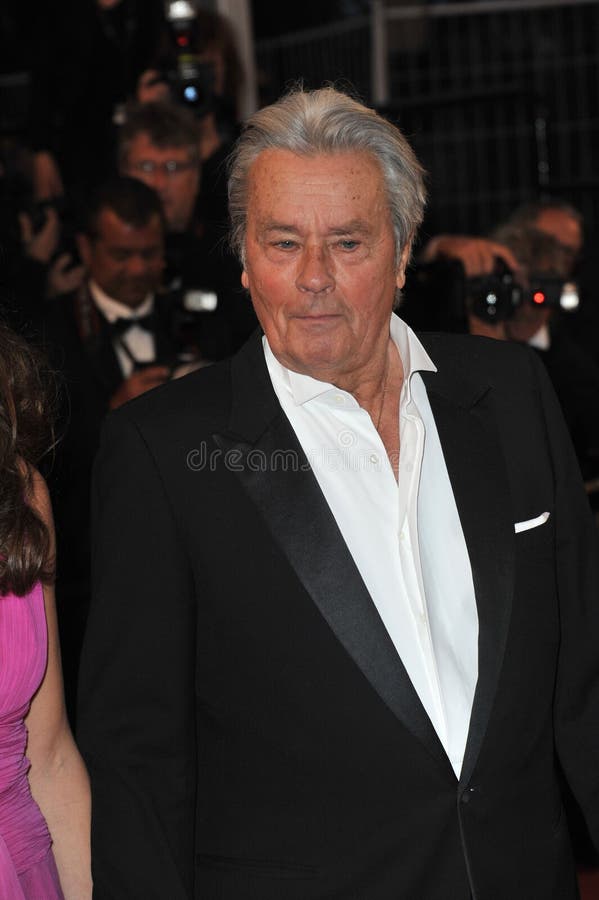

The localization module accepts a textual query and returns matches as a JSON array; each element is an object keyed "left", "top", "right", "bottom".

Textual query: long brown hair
[{"left": 0, "top": 319, "right": 57, "bottom": 596}]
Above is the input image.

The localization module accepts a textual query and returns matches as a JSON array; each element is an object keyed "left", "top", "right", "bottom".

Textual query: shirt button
[
  {"left": 369, "top": 453, "right": 378, "bottom": 464},
  {"left": 333, "top": 394, "right": 345, "bottom": 405}
]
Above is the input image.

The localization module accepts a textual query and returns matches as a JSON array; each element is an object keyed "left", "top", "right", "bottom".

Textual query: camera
[
  {"left": 467, "top": 259, "right": 579, "bottom": 320},
  {"left": 402, "top": 257, "right": 578, "bottom": 333},
  {"left": 466, "top": 261, "right": 523, "bottom": 322},
  {"left": 19, "top": 197, "right": 65, "bottom": 235},
  {"left": 163, "top": 1, "right": 216, "bottom": 116}
]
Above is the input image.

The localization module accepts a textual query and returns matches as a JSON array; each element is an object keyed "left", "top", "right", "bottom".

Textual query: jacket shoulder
[
  {"left": 110, "top": 356, "right": 234, "bottom": 440},
  {"left": 419, "top": 330, "right": 540, "bottom": 383}
]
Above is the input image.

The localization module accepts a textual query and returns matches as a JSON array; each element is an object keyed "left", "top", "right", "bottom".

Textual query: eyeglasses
[{"left": 130, "top": 159, "right": 196, "bottom": 176}]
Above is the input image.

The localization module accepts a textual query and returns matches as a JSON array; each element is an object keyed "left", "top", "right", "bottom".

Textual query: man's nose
[
  {"left": 296, "top": 246, "right": 334, "bottom": 294},
  {"left": 141, "top": 168, "right": 168, "bottom": 194},
  {"left": 126, "top": 254, "right": 148, "bottom": 276}
]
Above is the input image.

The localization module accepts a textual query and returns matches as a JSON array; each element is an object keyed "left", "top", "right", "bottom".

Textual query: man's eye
[
  {"left": 338, "top": 239, "right": 359, "bottom": 250},
  {"left": 273, "top": 240, "right": 297, "bottom": 250}
]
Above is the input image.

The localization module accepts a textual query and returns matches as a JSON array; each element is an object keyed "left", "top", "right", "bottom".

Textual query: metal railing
[{"left": 255, "top": 1, "right": 599, "bottom": 236}]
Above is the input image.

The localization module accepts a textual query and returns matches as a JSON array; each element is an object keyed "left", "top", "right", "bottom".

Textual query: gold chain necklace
[{"left": 375, "top": 357, "right": 390, "bottom": 432}]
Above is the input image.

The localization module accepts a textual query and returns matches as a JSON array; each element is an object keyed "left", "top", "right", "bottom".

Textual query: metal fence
[{"left": 255, "top": 0, "right": 599, "bottom": 238}]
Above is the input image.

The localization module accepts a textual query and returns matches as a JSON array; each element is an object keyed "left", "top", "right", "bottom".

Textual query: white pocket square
[{"left": 514, "top": 511, "right": 550, "bottom": 533}]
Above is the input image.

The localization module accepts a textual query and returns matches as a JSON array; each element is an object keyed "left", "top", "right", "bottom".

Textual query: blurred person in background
[
  {"left": 1, "top": 0, "right": 165, "bottom": 333},
  {"left": 0, "top": 139, "right": 84, "bottom": 330},
  {"left": 27, "top": 0, "right": 166, "bottom": 206},
  {"left": 35, "top": 176, "right": 189, "bottom": 722},
  {"left": 0, "top": 320, "right": 91, "bottom": 898},
  {"left": 419, "top": 199, "right": 583, "bottom": 283},
  {"left": 406, "top": 208, "right": 599, "bottom": 484},
  {"left": 118, "top": 102, "right": 202, "bottom": 240},
  {"left": 137, "top": 6, "right": 245, "bottom": 242},
  {"left": 503, "top": 200, "right": 583, "bottom": 275},
  {"left": 119, "top": 101, "right": 256, "bottom": 352},
  {"left": 493, "top": 224, "right": 599, "bottom": 483}
]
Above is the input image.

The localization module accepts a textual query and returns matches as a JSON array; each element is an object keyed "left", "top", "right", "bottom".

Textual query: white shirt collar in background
[{"left": 89, "top": 280, "right": 156, "bottom": 377}]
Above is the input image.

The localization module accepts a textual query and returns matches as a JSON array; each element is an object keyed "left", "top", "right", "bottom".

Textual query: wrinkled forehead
[{"left": 246, "top": 149, "right": 388, "bottom": 215}]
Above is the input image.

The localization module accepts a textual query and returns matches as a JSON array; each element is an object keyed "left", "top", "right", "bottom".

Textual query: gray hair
[{"left": 228, "top": 86, "right": 427, "bottom": 264}]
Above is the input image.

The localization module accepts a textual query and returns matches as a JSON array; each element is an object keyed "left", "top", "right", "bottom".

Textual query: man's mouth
[{"left": 292, "top": 312, "right": 342, "bottom": 322}]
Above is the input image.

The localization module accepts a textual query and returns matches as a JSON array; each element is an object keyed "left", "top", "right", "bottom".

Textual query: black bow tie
[{"left": 106, "top": 312, "right": 155, "bottom": 339}]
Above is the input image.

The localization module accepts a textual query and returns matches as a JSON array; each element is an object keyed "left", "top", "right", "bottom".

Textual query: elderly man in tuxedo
[{"left": 78, "top": 87, "right": 599, "bottom": 899}]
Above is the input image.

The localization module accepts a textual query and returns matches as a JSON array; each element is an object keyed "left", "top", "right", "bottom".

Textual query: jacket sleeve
[
  {"left": 77, "top": 407, "right": 197, "bottom": 899},
  {"left": 532, "top": 348, "right": 599, "bottom": 847}
]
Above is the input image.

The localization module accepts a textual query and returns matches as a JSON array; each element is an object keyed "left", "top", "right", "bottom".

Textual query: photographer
[
  {"left": 406, "top": 222, "right": 599, "bottom": 484},
  {"left": 27, "top": 0, "right": 166, "bottom": 205},
  {"left": 119, "top": 100, "right": 256, "bottom": 354},
  {"left": 137, "top": 5, "right": 245, "bottom": 242},
  {"left": 494, "top": 224, "right": 599, "bottom": 483},
  {"left": 0, "top": 139, "right": 85, "bottom": 328},
  {"left": 35, "top": 176, "right": 192, "bottom": 722}
]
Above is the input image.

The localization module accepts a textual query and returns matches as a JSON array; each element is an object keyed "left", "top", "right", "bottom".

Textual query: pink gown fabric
[{"left": 0, "top": 582, "right": 64, "bottom": 899}]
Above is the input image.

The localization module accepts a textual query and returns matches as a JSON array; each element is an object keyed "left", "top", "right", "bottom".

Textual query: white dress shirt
[
  {"left": 89, "top": 281, "right": 155, "bottom": 378},
  {"left": 264, "top": 313, "right": 478, "bottom": 777}
]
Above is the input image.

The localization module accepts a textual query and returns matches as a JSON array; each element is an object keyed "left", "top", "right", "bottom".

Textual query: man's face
[
  {"left": 78, "top": 208, "right": 165, "bottom": 309},
  {"left": 123, "top": 133, "right": 200, "bottom": 232},
  {"left": 241, "top": 149, "right": 408, "bottom": 387}
]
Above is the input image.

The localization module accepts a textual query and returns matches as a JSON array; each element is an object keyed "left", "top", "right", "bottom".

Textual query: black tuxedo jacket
[
  {"left": 34, "top": 287, "right": 181, "bottom": 718},
  {"left": 36, "top": 285, "right": 181, "bottom": 585},
  {"left": 77, "top": 329, "right": 599, "bottom": 899}
]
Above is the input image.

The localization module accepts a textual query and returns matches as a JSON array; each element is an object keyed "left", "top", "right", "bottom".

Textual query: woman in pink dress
[{"left": 0, "top": 321, "right": 92, "bottom": 898}]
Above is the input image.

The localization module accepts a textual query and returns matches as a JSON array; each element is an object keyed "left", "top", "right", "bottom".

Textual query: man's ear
[
  {"left": 395, "top": 242, "right": 412, "bottom": 291},
  {"left": 241, "top": 269, "right": 249, "bottom": 290}
]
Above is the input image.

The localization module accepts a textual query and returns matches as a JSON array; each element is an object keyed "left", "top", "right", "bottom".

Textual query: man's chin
[
  {"left": 115, "top": 292, "right": 149, "bottom": 310},
  {"left": 282, "top": 346, "right": 351, "bottom": 382}
]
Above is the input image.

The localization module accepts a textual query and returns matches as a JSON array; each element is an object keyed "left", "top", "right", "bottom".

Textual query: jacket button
[{"left": 461, "top": 787, "right": 476, "bottom": 804}]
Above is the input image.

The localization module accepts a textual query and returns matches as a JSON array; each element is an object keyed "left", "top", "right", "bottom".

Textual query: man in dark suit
[
  {"left": 39, "top": 176, "right": 180, "bottom": 719},
  {"left": 77, "top": 88, "right": 599, "bottom": 899}
]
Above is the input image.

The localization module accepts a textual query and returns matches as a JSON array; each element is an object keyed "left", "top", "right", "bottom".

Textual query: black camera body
[
  {"left": 466, "top": 262, "right": 523, "bottom": 323},
  {"left": 467, "top": 259, "right": 579, "bottom": 320},
  {"left": 19, "top": 197, "right": 66, "bottom": 235},
  {"left": 402, "top": 257, "right": 578, "bottom": 333}
]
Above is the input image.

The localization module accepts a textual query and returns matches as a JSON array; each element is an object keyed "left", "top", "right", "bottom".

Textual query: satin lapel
[
  {"left": 71, "top": 286, "right": 122, "bottom": 398},
  {"left": 83, "top": 326, "right": 123, "bottom": 398},
  {"left": 421, "top": 365, "right": 515, "bottom": 787},
  {"left": 214, "top": 336, "right": 452, "bottom": 773},
  {"left": 154, "top": 295, "right": 179, "bottom": 363}
]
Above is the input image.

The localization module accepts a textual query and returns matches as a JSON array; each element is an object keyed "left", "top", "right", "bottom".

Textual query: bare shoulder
[
  {"left": 27, "top": 469, "right": 54, "bottom": 530},
  {"left": 27, "top": 471, "right": 57, "bottom": 567}
]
